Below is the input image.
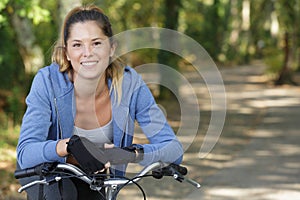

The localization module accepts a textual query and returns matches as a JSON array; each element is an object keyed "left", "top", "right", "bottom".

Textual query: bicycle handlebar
[{"left": 15, "top": 162, "right": 200, "bottom": 194}]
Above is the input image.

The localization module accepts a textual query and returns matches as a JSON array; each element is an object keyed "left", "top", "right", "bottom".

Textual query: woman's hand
[
  {"left": 56, "top": 138, "right": 70, "bottom": 157},
  {"left": 93, "top": 143, "right": 114, "bottom": 173},
  {"left": 97, "top": 143, "right": 114, "bottom": 171},
  {"left": 104, "top": 143, "right": 114, "bottom": 149}
]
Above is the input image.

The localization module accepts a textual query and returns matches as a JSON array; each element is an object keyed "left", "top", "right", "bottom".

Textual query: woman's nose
[{"left": 83, "top": 45, "right": 92, "bottom": 57}]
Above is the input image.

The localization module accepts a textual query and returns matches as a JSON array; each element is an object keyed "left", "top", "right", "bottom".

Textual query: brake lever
[
  {"left": 18, "top": 179, "right": 49, "bottom": 193},
  {"left": 18, "top": 175, "right": 62, "bottom": 193},
  {"left": 185, "top": 177, "right": 201, "bottom": 188},
  {"left": 172, "top": 171, "right": 201, "bottom": 188}
]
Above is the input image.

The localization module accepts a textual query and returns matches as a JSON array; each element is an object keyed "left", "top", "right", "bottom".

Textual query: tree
[
  {"left": 274, "top": 0, "right": 299, "bottom": 85},
  {"left": 0, "top": 0, "right": 67, "bottom": 125},
  {"left": 57, "top": 0, "right": 81, "bottom": 26},
  {"left": 157, "top": 0, "right": 182, "bottom": 100},
  {"left": 252, "top": 0, "right": 299, "bottom": 85},
  {"left": 6, "top": 0, "right": 50, "bottom": 74}
]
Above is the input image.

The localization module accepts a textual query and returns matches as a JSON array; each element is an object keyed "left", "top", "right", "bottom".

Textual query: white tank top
[{"left": 73, "top": 120, "right": 113, "bottom": 148}]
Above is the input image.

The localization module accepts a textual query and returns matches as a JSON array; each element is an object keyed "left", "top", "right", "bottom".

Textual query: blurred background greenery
[{"left": 0, "top": 0, "right": 299, "bottom": 198}]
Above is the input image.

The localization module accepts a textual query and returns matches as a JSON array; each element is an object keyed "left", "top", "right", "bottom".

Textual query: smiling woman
[{"left": 16, "top": 4, "right": 183, "bottom": 200}]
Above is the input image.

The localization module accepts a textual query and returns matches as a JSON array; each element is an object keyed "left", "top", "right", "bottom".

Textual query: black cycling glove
[
  {"left": 104, "top": 145, "right": 144, "bottom": 164},
  {"left": 66, "top": 135, "right": 144, "bottom": 173},
  {"left": 66, "top": 135, "right": 106, "bottom": 173}
]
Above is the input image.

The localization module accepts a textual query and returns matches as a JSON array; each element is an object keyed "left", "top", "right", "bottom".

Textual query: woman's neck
[
  {"left": 74, "top": 74, "right": 107, "bottom": 99},
  {"left": 73, "top": 73, "right": 111, "bottom": 129}
]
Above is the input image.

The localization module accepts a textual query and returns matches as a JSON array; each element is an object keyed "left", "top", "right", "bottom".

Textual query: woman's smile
[{"left": 81, "top": 60, "right": 99, "bottom": 69}]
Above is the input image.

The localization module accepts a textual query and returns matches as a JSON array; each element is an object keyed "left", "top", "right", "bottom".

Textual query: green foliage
[
  {"left": 6, "top": 87, "right": 24, "bottom": 126},
  {"left": 34, "top": 1, "right": 59, "bottom": 64},
  {"left": 183, "top": 0, "right": 232, "bottom": 62},
  {"left": 0, "top": 26, "right": 25, "bottom": 89},
  {"left": 263, "top": 47, "right": 283, "bottom": 75},
  {"left": 0, "top": 126, "right": 20, "bottom": 198},
  {"left": 0, "top": 0, "right": 57, "bottom": 128},
  {"left": 0, "top": 15, "right": 26, "bottom": 127},
  {"left": 0, "top": 0, "right": 9, "bottom": 10},
  {"left": 0, "top": 126, "right": 19, "bottom": 149},
  {"left": 0, "top": 0, "right": 9, "bottom": 24},
  {"left": 12, "top": 0, "right": 50, "bottom": 25}
]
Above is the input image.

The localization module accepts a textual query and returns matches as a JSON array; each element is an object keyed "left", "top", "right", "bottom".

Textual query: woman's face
[{"left": 66, "top": 21, "right": 115, "bottom": 81}]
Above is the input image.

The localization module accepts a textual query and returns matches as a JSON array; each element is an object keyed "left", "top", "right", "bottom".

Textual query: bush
[{"left": 262, "top": 47, "right": 283, "bottom": 77}]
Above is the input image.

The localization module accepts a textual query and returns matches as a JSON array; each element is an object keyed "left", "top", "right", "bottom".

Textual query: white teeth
[{"left": 81, "top": 61, "right": 98, "bottom": 66}]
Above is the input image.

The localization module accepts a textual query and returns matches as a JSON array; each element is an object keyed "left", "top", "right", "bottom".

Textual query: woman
[{"left": 16, "top": 5, "right": 183, "bottom": 199}]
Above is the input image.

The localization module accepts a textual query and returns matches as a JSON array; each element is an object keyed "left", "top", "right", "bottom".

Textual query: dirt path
[{"left": 189, "top": 78, "right": 300, "bottom": 199}]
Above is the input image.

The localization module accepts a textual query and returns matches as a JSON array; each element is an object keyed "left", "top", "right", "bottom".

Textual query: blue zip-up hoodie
[{"left": 17, "top": 63, "right": 183, "bottom": 174}]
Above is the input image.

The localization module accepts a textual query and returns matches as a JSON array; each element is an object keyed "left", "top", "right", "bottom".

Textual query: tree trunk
[
  {"left": 241, "top": 0, "right": 251, "bottom": 63},
  {"left": 157, "top": 0, "right": 181, "bottom": 100},
  {"left": 11, "top": 14, "right": 44, "bottom": 74},
  {"left": 275, "top": 32, "right": 296, "bottom": 85},
  {"left": 57, "top": 0, "right": 81, "bottom": 26},
  {"left": 229, "top": 0, "right": 240, "bottom": 46}
]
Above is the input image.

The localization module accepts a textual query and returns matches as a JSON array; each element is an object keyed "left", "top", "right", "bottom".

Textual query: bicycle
[{"left": 14, "top": 161, "right": 201, "bottom": 200}]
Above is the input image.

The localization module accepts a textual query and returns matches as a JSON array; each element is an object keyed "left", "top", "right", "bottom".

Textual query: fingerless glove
[
  {"left": 104, "top": 145, "right": 144, "bottom": 164},
  {"left": 66, "top": 135, "right": 106, "bottom": 173},
  {"left": 66, "top": 135, "right": 144, "bottom": 173}
]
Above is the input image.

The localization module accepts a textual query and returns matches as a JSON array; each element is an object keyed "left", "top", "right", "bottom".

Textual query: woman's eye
[
  {"left": 94, "top": 41, "right": 102, "bottom": 46},
  {"left": 72, "top": 43, "right": 81, "bottom": 48}
]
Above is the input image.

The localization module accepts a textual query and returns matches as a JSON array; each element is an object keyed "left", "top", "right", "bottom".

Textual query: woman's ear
[
  {"left": 110, "top": 42, "right": 117, "bottom": 57},
  {"left": 66, "top": 52, "right": 71, "bottom": 61},
  {"left": 64, "top": 46, "right": 71, "bottom": 61}
]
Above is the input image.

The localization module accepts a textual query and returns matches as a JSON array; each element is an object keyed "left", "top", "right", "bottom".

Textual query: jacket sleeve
[
  {"left": 132, "top": 77, "right": 183, "bottom": 165},
  {"left": 17, "top": 70, "right": 65, "bottom": 169}
]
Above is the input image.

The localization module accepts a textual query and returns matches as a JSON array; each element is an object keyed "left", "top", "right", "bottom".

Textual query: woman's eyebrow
[
  {"left": 92, "top": 37, "right": 107, "bottom": 41},
  {"left": 69, "top": 37, "right": 107, "bottom": 42}
]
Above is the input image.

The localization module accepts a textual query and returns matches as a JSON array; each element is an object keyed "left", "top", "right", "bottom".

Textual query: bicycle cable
[{"left": 111, "top": 174, "right": 158, "bottom": 200}]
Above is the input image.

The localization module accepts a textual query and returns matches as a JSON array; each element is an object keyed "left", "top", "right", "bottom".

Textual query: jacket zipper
[{"left": 54, "top": 97, "right": 63, "bottom": 140}]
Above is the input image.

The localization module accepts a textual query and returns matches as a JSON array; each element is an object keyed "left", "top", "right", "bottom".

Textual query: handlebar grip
[
  {"left": 172, "top": 164, "right": 188, "bottom": 175},
  {"left": 152, "top": 163, "right": 188, "bottom": 179},
  {"left": 14, "top": 166, "right": 43, "bottom": 179},
  {"left": 14, "top": 162, "right": 58, "bottom": 179}
]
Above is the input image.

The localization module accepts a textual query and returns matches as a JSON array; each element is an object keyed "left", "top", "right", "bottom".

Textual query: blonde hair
[{"left": 51, "top": 5, "right": 124, "bottom": 104}]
